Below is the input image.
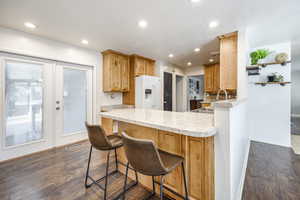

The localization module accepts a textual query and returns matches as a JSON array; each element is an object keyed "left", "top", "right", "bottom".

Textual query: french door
[
  {"left": 54, "top": 64, "right": 92, "bottom": 146},
  {"left": 0, "top": 56, "right": 93, "bottom": 161}
]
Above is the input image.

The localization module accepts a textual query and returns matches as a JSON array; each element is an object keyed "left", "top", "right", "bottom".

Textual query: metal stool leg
[
  {"left": 152, "top": 176, "right": 155, "bottom": 194},
  {"left": 115, "top": 148, "right": 118, "bottom": 171},
  {"left": 104, "top": 151, "right": 111, "bottom": 200},
  {"left": 85, "top": 145, "right": 93, "bottom": 188},
  {"left": 122, "top": 162, "right": 130, "bottom": 200},
  {"left": 181, "top": 162, "right": 189, "bottom": 200},
  {"left": 160, "top": 176, "right": 165, "bottom": 200}
]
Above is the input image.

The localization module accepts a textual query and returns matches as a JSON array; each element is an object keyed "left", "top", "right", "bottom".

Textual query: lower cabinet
[
  {"left": 158, "top": 131, "right": 183, "bottom": 198},
  {"left": 186, "top": 136, "right": 214, "bottom": 200},
  {"left": 101, "top": 117, "right": 113, "bottom": 135},
  {"left": 116, "top": 122, "right": 215, "bottom": 200}
]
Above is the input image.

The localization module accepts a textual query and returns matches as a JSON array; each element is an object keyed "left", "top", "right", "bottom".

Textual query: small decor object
[
  {"left": 250, "top": 49, "right": 271, "bottom": 65},
  {"left": 267, "top": 74, "right": 276, "bottom": 82},
  {"left": 267, "top": 72, "right": 284, "bottom": 82},
  {"left": 247, "top": 66, "right": 260, "bottom": 76},
  {"left": 275, "top": 53, "right": 288, "bottom": 64}
]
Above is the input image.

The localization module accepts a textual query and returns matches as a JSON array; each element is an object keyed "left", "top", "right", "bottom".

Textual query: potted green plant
[{"left": 250, "top": 49, "right": 271, "bottom": 65}]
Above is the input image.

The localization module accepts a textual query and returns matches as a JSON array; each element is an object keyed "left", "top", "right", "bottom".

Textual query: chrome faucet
[{"left": 216, "top": 89, "right": 228, "bottom": 100}]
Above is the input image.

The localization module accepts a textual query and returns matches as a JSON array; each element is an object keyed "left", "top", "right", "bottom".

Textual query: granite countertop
[{"left": 99, "top": 108, "right": 217, "bottom": 137}]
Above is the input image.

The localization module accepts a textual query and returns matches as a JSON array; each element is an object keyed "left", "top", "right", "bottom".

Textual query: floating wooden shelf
[
  {"left": 255, "top": 81, "right": 291, "bottom": 86},
  {"left": 246, "top": 60, "right": 291, "bottom": 70}
]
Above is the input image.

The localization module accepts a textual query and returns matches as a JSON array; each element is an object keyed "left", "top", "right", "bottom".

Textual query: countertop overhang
[{"left": 99, "top": 108, "right": 217, "bottom": 137}]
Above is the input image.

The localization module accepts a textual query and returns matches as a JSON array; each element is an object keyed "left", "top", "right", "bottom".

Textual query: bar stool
[
  {"left": 121, "top": 132, "right": 189, "bottom": 200},
  {"left": 84, "top": 122, "right": 138, "bottom": 200}
]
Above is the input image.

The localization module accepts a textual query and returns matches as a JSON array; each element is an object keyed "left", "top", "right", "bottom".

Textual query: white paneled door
[{"left": 0, "top": 55, "right": 93, "bottom": 161}]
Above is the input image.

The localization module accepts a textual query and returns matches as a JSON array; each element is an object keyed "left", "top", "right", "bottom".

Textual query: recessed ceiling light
[
  {"left": 190, "top": 0, "right": 201, "bottom": 3},
  {"left": 168, "top": 54, "right": 174, "bottom": 58},
  {"left": 81, "top": 39, "right": 89, "bottom": 45},
  {"left": 209, "top": 58, "right": 214, "bottom": 62},
  {"left": 194, "top": 48, "right": 200, "bottom": 52},
  {"left": 187, "top": 62, "right": 192, "bottom": 66},
  {"left": 24, "top": 22, "right": 36, "bottom": 29},
  {"left": 209, "top": 21, "right": 219, "bottom": 28},
  {"left": 138, "top": 20, "right": 148, "bottom": 29}
]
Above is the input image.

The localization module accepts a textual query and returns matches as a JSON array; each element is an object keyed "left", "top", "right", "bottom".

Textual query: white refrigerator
[{"left": 135, "top": 75, "right": 162, "bottom": 110}]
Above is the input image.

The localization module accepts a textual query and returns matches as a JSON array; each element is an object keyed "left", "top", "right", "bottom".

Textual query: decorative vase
[
  {"left": 267, "top": 75, "right": 275, "bottom": 82},
  {"left": 275, "top": 53, "right": 288, "bottom": 63}
]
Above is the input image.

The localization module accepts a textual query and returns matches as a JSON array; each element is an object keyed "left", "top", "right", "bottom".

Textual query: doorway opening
[
  {"left": 176, "top": 75, "right": 184, "bottom": 112},
  {"left": 163, "top": 72, "right": 173, "bottom": 111},
  {"left": 187, "top": 75, "right": 204, "bottom": 111}
]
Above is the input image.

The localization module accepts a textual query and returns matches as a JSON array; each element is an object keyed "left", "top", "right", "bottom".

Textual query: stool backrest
[
  {"left": 85, "top": 122, "right": 112, "bottom": 150},
  {"left": 121, "top": 131, "right": 167, "bottom": 176}
]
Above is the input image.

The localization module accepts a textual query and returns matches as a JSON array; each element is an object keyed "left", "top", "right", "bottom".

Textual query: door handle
[{"left": 56, "top": 107, "right": 60, "bottom": 110}]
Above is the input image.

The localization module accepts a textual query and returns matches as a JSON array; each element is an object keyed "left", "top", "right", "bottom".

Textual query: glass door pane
[
  {"left": 5, "top": 61, "right": 43, "bottom": 147},
  {"left": 63, "top": 68, "right": 87, "bottom": 135}
]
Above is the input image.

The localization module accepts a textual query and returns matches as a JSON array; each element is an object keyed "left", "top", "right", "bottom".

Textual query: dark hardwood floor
[
  {"left": 0, "top": 141, "right": 160, "bottom": 200},
  {"left": 2, "top": 140, "right": 300, "bottom": 200},
  {"left": 243, "top": 141, "right": 300, "bottom": 200}
]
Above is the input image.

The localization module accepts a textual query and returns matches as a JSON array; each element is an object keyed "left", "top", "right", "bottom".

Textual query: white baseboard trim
[
  {"left": 236, "top": 139, "right": 251, "bottom": 200},
  {"left": 291, "top": 114, "right": 300, "bottom": 118},
  {"left": 250, "top": 138, "right": 291, "bottom": 148}
]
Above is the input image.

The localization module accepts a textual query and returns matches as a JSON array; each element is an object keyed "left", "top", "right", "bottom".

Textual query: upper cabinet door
[
  {"left": 145, "top": 60, "right": 155, "bottom": 76},
  {"left": 213, "top": 63, "right": 220, "bottom": 92},
  {"left": 219, "top": 32, "right": 237, "bottom": 91},
  {"left": 204, "top": 65, "right": 214, "bottom": 92},
  {"left": 135, "top": 57, "right": 146, "bottom": 76},
  {"left": 120, "top": 56, "right": 130, "bottom": 92},
  {"left": 102, "top": 50, "right": 130, "bottom": 92},
  {"left": 110, "top": 54, "right": 122, "bottom": 91}
]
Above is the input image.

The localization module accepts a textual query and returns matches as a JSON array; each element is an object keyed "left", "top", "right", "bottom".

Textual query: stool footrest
[
  {"left": 86, "top": 169, "right": 118, "bottom": 189},
  {"left": 154, "top": 180, "right": 187, "bottom": 200},
  {"left": 86, "top": 170, "right": 138, "bottom": 200}
]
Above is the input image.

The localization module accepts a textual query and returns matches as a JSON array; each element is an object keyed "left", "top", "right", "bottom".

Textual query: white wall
[
  {"left": 237, "top": 29, "right": 249, "bottom": 99},
  {"left": 248, "top": 42, "right": 291, "bottom": 147},
  {"left": 0, "top": 27, "right": 123, "bottom": 123},
  {"left": 214, "top": 100, "right": 249, "bottom": 200},
  {"left": 184, "top": 65, "right": 204, "bottom": 76},
  {"left": 291, "top": 57, "right": 300, "bottom": 116}
]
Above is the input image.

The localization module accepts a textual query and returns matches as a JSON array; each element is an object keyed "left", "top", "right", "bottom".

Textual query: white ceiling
[{"left": 0, "top": 0, "right": 299, "bottom": 67}]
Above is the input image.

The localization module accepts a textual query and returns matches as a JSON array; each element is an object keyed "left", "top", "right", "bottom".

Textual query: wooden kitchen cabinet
[
  {"left": 219, "top": 31, "right": 237, "bottom": 91},
  {"left": 204, "top": 63, "right": 220, "bottom": 93},
  {"left": 131, "top": 54, "right": 155, "bottom": 77},
  {"left": 122, "top": 54, "right": 156, "bottom": 105},
  {"left": 101, "top": 117, "right": 113, "bottom": 135},
  {"left": 102, "top": 50, "right": 130, "bottom": 92},
  {"left": 116, "top": 121, "right": 215, "bottom": 200},
  {"left": 135, "top": 57, "right": 146, "bottom": 76},
  {"left": 204, "top": 32, "right": 237, "bottom": 94}
]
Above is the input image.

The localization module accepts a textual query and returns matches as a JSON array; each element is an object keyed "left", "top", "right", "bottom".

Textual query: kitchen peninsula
[{"left": 100, "top": 108, "right": 216, "bottom": 200}]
